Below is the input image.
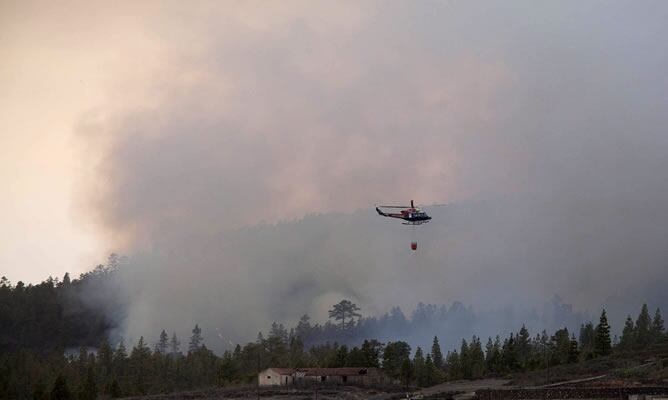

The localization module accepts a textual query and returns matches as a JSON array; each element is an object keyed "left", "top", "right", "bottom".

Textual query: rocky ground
[{"left": 121, "top": 384, "right": 414, "bottom": 400}]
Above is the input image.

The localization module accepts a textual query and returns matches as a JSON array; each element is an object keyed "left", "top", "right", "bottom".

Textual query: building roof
[
  {"left": 264, "top": 367, "right": 374, "bottom": 376},
  {"left": 301, "top": 368, "right": 371, "bottom": 376},
  {"left": 265, "top": 368, "right": 296, "bottom": 375}
]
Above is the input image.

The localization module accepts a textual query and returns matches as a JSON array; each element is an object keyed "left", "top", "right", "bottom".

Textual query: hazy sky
[
  {"left": 1, "top": 1, "right": 169, "bottom": 282},
  {"left": 2, "top": 1, "right": 668, "bottom": 344}
]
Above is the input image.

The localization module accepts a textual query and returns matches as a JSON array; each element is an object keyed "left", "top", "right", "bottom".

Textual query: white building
[{"left": 258, "top": 367, "right": 391, "bottom": 386}]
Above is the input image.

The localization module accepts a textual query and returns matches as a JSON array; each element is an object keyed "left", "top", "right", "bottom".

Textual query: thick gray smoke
[{"left": 77, "top": 1, "right": 668, "bottom": 350}]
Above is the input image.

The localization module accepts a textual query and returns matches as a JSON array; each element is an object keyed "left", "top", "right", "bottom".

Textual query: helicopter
[{"left": 375, "top": 200, "right": 432, "bottom": 225}]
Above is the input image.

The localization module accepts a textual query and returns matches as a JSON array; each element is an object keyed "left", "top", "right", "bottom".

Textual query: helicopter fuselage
[{"left": 376, "top": 207, "right": 432, "bottom": 223}]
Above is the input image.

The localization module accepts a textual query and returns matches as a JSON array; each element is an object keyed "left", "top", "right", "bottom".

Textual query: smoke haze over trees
[
  {"left": 80, "top": 202, "right": 668, "bottom": 352},
  {"left": 1, "top": 271, "right": 666, "bottom": 398},
  {"left": 0, "top": 263, "right": 652, "bottom": 356}
]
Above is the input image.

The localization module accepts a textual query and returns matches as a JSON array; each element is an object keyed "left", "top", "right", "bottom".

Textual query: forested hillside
[
  {"left": 1, "top": 266, "right": 666, "bottom": 399},
  {"left": 0, "top": 263, "right": 122, "bottom": 353}
]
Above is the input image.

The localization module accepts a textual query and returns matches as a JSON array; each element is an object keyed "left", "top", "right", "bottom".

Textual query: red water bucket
[{"left": 411, "top": 241, "right": 417, "bottom": 251}]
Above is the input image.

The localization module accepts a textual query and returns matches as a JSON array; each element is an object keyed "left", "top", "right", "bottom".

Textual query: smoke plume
[{"left": 76, "top": 1, "right": 668, "bottom": 350}]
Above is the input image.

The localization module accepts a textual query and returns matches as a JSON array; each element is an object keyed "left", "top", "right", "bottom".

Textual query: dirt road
[{"left": 415, "top": 378, "right": 512, "bottom": 399}]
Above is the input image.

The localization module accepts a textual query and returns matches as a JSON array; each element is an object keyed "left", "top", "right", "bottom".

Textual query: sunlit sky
[
  {"left": 1, "top": 1, "right": 366, "bottom": 283},
  {"left": 1, "top": 2, "right": 165, "bottom": 282}
]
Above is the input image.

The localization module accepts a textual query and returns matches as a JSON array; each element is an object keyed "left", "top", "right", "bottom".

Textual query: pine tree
[
  {"left": 269, "top": 322, "right": 288, "bottom": 344},
  {"left": 568, "top": 334, "right": 580, "bottom": 363},
  {"left": 98, "top": 338, "right": 113, "bottom": 376},
  {"left": 490, "top": 336, "right": 503, "bottom": 373},
  {"left": 431, "top": 336, "right": 444, "bottom": 370},
  {"left": 459, "top": 339, "right": 471, "bottom": 378},
  {"left": 265, "top": 323, "right": 288, "bottom": 366},
  {"left": 130, "top": 336, "right": 151, "bottom": 395},
  {"left": 78, "top": 366, "right": 97, "bottom": 400},
  {"left": 413, "top": 347, "right": 426, "bottom": 386},
  {"left": 516, "top": 325, "right": 531, "bottom": 369},
  {"left": 650, "top": 308, "right": 665, "bottom": 342},
  {"left": 469, "top": 336, "right": 486, "bottom": 378},
  {"left": 360, "top": 339, "right": 382, "bottom": 368},
  {"left": 295, "top": 314, "right": 312, "bottom": 340},
  {"left": 579, "top": 322, "right": 595, "bottom": 359},
  {"left": 382, "top": 341, "right": 411, "bottom": 380},
  {"left": 619, "top": 315, "right": 635, "bottom": 350},
  {"left": 61, "top": 273, "right": 71, "bottom": 286},
  {"left": 535, "top": 330, "right": 551, "bottom": 369},
  {"left": 109, "top": 380, "right": 121, "bottom": 399},
  {"left": 595, "top": 309, "right": 612, "bottom": 356},
  {"left": 113, "top": 340, "right": 128, "bottom": 377},
  {"left": 400, "top": 358, "right": 413, "bottom": 386},
  {"left": 332, "top": 345, "right": 349, "bottom": 368},
  {"left": 288, "top": 335, "right": 305, "bottom": 367},
  {"left": 551, "top": 328, "right": 571, "bottom": 365},
  {"left": 501, "top": 333, "right": 519, "bottom": 371},
  {"left": 170, "top": 332, "right": 181, "bottom": 355},
  {"left": 635, "top": 304, "right": 652, "bottom": 348},
  {"left": 485, "top": 337, "right": 494, "bottom": 362},
  {"left": 219, "top": 351, "right": 236, "bottom": 384},
  {"left": 328, "top": 300, "right": 362, "bottom": 329},
  {"left": 424, "top": 354, "right": 441, "bottom": 386},
  {"left": 189, "top": 324, "right": 203, "bottom": 353},
  {"left": 445, "top": 350, "right": 461, "bottom": 379},
  {"left": 49, "top": 374, "right": 72, "bottom": 400},
  {"left": 157, "top": 330, "right": 169, "bottom": 354},
  {"left": 77, "top": 345, "right": 89, "bottom": 379}
]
